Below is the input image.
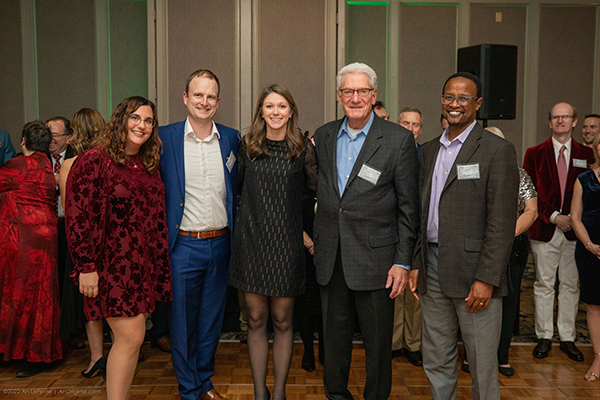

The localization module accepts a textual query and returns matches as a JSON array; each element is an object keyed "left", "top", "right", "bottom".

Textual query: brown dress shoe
[
  {"left": 152, "top": 336, "right": 171, "bottom": 353},
  {"left": 199, "top": 389, "right": 228, "bottom": 400}
]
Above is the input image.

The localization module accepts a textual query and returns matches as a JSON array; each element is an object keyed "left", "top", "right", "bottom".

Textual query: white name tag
[
  {"left": 457, "top": 163, "right": 480, "bottom": 180},
  {"left": 573, "top": 158, "right": 588, "bottom": 168},
  {"left": 358, "top": 164, "right": 381, "bottom": 185},
  {"left": 226, "top": 151, "right": 236, "bottom": 172}
]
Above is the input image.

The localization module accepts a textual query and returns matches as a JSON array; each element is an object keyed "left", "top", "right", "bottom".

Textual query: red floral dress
[
  {"left": 65, "top": 149, "right": 172, "bottom": 321},
  {"left": 0, "top": 152, "right": 63, "bottom": 362}
]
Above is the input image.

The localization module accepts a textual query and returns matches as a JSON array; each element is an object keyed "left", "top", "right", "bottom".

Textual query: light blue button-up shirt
[
  {"left": 336, "top": 112, "right": 374, "bottom": 195},
  {"left": 426, "top": 120, "right": 477, "bottom": 243}
]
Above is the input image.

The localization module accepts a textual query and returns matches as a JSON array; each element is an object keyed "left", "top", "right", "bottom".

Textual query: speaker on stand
[{"left": 457, "top": 44, "right": 518, "bottom": 127}]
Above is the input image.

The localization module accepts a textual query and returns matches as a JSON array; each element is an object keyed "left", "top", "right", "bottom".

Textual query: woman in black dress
[
  {"left": 228, "top": 84, "right": 317, "bottom": 400},
  {"left": 571, "top": 133, "right": 600, "bottom": 381}
]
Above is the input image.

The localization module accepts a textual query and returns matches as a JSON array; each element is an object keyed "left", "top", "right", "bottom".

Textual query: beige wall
[
  {"left": 470, "top": 5, "right": 527, "bottom": 160},
  {"left": 0, "top": 0, "right": 149, "bottom": 147},
  {"left": 2, "top": 0, "right": 600, "bottom": 155},
  {"left": 537, "top": 5, "right": 596, "bottom": 146},
  {"left": 0, "top": 0, "right": 148, "bottom": 142},
  {"left": 0, "top": 0, "right": 24, "bottom": 147},
  {"left": 166, "top": 0, "right": 236, "bottom": 127},
  {"left": 397, "top": 4, "right": 457, "bottom": 144},
  {"left": 346, "top": 3, "right": 388, "bottom": 106},
  {"left": 109, "top": 0, "right": 148, "bottom": 112},
  {"left": 257, "top": 0, "right": 325, "bottom": 135},
  {"left": 342, "top": 1, "right": 599, "bottom": 161},
  {"left": 36, "top": 0, "right": 97, "bottom": 121}
]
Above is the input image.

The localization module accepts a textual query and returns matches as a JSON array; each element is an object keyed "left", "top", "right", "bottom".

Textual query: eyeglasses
[
  {"left": 51, "top": 133, "right": 70, "bottom": 138},
  {"left": 129, "top": 113, "right": 156, "bottom": 128},
  {"left": 551, "top": 115, "right": 573, "bottom": 121},
  {"left": 441, "top": 95, "right": 476, "bottom": 106},
  {"left": 338, "top": 88, "right": 373, "bottom": 98}
]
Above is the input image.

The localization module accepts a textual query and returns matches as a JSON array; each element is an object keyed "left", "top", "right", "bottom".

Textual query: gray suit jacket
[
  {"left": 413, "top": 123, "right": 519, "bottom": 298},
  {"left": 313, "top": 115, "right": 420, "bottom": 291}
]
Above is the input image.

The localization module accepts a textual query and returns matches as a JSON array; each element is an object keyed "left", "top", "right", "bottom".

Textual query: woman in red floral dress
[
  {"left": 0, "top": 120, "right": 63, "bottom": 377},
  {"left": 66, "top": 96, "right": 172, "bottom": 400}
]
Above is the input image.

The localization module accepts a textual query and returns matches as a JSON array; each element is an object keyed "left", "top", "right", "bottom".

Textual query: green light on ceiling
[{"left": 347, "top": 1, "right": 390, "bottom": 5}]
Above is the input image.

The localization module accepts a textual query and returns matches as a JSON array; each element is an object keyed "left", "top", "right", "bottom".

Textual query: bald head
[{"left": 548, "top": 102, "right": 577, "bottom": 141}]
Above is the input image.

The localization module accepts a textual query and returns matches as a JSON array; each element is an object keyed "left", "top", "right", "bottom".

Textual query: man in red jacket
[{"left": 523, "top": 102, "right": 594, "bottom": 361}]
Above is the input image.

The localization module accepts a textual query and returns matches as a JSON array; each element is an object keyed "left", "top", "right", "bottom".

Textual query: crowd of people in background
[{"left": 1, "top": 63, "right": 600, "bottom": 400}]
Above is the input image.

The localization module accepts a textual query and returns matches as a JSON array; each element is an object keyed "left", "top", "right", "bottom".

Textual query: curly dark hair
[
  {"left": 93, "top": 96, "right": 162, "bottom": 174},
  {"left": 244, "top": 84, "right": 304, "bottom": 160}
]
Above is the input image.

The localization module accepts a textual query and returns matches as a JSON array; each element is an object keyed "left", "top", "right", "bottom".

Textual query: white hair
[{"left": 336, "top": 62, "right": 378, "bottom": 91}]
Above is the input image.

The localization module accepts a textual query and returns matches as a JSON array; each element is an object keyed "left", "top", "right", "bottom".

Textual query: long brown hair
[
  {"left": 93, "top": 96, "right": 162, "bottom": 174},
  {"left": 71, "top": 108, "right": 106, "bottom": 155},
  {"left": 244, "top": 84, "right": 304, "bottom": 160}
]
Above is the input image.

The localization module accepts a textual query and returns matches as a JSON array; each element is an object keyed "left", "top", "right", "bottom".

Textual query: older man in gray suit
[
  {"left": 410, "top": 72, "right": 519, "bottom": 400},
  {"left": 313, "top": 62, "right": 420, "bottom": 400}
]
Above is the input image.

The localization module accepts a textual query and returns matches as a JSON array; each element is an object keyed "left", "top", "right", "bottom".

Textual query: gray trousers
[{"left": 421, "top": 244, "right": 502, "bottom": 400}]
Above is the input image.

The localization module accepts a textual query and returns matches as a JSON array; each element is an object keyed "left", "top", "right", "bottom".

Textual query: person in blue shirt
[{"left": 0, "top": 129, "right": 17, "bottom": 166}]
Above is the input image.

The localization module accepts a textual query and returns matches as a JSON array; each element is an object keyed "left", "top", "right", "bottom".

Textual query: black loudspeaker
[{"left": 457, "top": 44, "right": 517, "bottom": 120}]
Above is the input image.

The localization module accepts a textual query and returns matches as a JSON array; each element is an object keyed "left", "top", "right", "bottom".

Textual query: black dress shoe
[
  {"left": 533, "top": 339, "right": 551, "bottom": 358},
  {"left": 498, "top": 365, "right": 515, "bottom": 376},
  {"left": 559, "top": 341, "right": 584, "bottom": 361},
  {"left": 391, "top": 349, "right": 403, "bottom": 359},
  {"left": 461, "top": 361, "right": 470, "bottom": 373},
  {"left": 81, "top": 357, "right": 106, "bottom": 378},
  {"left": 16, "top": 362, "right": 49, "bottom": 378},
  {"left": 405, "top": 350, "right": 423, "bottom": 366},
  {"left": 302, "top": 353, "right": 315, "bottom": 372}
]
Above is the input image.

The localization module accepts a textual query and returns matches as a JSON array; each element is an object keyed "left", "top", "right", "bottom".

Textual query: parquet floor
[{"left": 0, "top": 341, "right": 599, "bottom": 399}]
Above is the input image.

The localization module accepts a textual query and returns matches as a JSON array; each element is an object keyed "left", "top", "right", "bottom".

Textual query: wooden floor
[{"left": 0, "top": 341, "right": 599, "bottom": 399}]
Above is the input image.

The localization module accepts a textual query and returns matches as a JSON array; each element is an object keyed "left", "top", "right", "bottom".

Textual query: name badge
[
  {"left": 226, "top": 151, "right": 236, "bottom": 172},
  {"left": 358, "top": 164, "right": 381, "bottom": 185},
  {"left": 573, "top": 158, "right": 588, "bottom": 168},
  {"left": 457, "top": 163, "right": 480, "bottom": 180}
]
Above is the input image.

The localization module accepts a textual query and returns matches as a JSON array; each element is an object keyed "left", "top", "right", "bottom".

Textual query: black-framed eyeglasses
[
  {"left": 51, "top": 133, "right": 71, "bottom": 138},
  {"left": 129, "top": 113, "right": 156, "bottom": 128},
  {"left": 441, "top": 95, "right": 476, "bottom": 106}
]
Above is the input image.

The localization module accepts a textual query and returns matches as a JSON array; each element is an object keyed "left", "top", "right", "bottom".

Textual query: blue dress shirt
[{"left": 336, "top": 112, "right": 374, "bottom": 195}]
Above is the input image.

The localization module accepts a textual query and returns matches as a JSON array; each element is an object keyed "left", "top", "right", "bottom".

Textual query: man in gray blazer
[
  {"left": 410, "top": 72, "right": 519, "bottom": 400},
  {"left": 313, "top": 62, "right": 420, "bottom": 400}
]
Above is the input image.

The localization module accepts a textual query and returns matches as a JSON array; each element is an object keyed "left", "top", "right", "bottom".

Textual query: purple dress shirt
[{"left": 426, "top": 120, "right": 477, "bottom": 243}]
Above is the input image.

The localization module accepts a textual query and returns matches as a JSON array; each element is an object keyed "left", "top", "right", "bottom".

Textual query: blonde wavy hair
[{"left": 71, "top": 108, "right": 106, "bottom": 155}]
